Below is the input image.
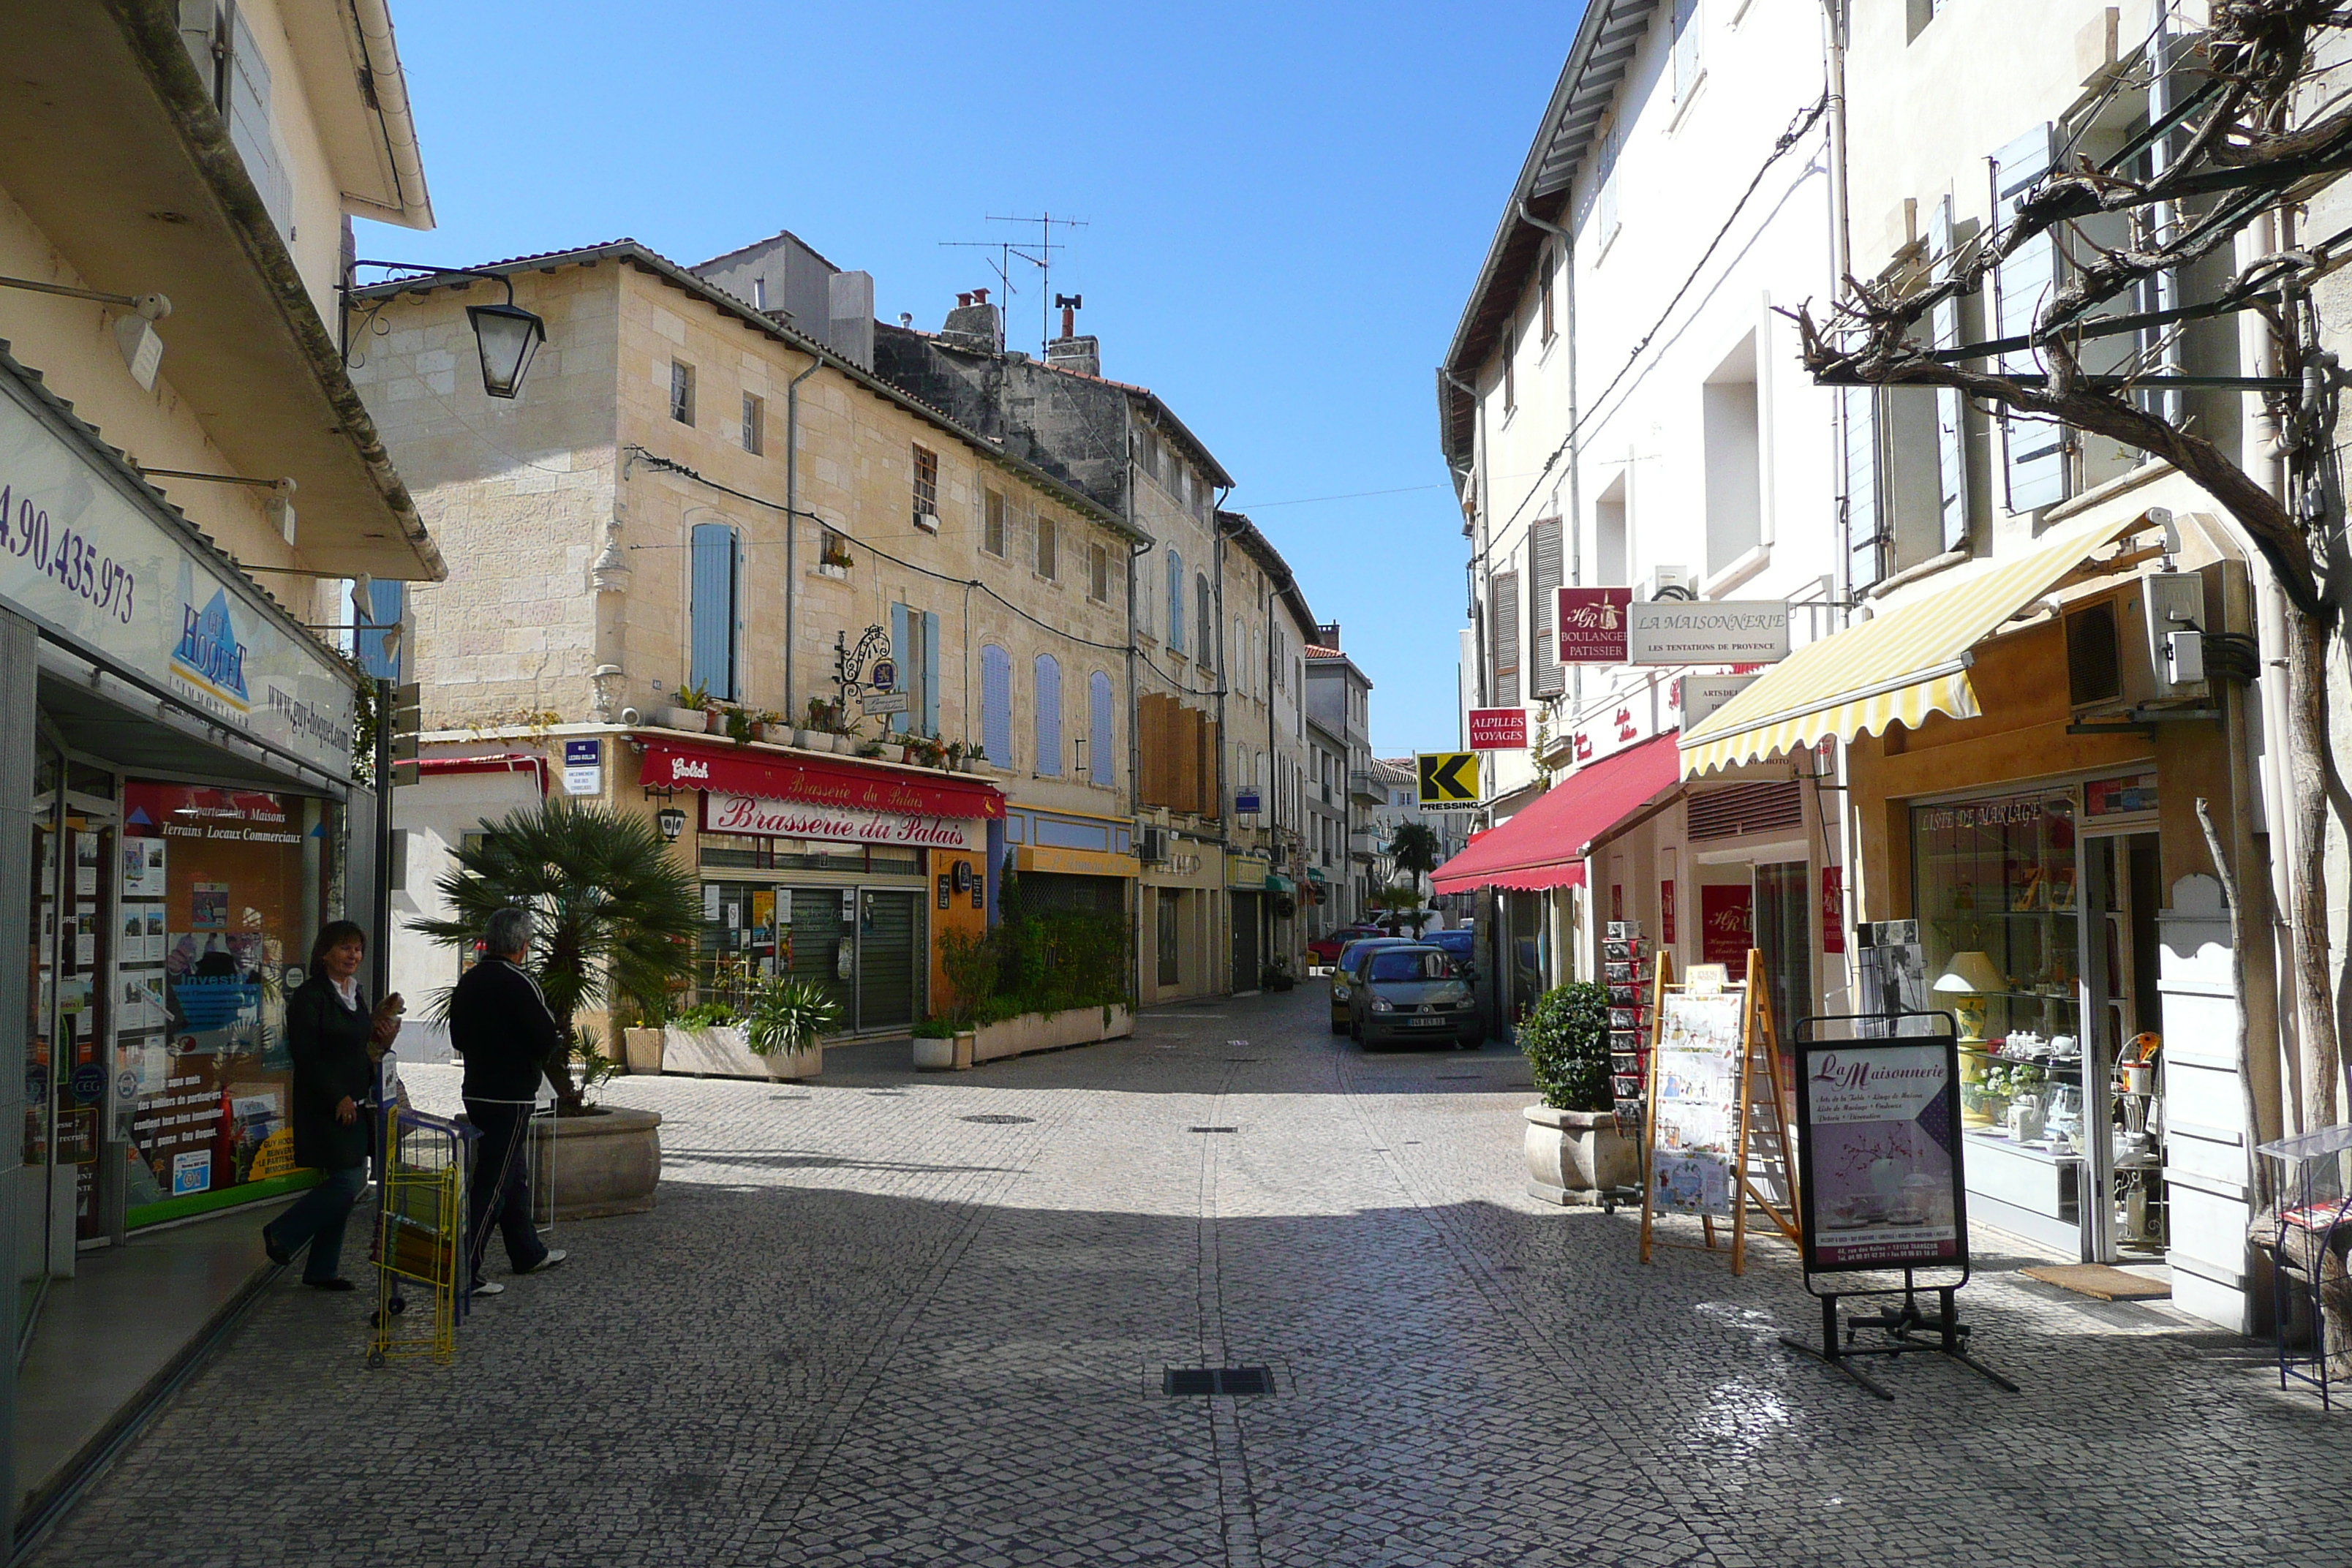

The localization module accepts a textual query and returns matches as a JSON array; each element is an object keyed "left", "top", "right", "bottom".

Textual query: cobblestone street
[{"left": 33, "top": 988, "right": 2352, "bottom": 1567}]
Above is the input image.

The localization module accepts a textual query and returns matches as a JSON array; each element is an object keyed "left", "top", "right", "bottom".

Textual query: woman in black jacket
[{"left": 261, "top": 921, "right": 399, "bottom": 1289}]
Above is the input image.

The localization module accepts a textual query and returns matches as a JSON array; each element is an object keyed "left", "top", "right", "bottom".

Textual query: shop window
[{"left": 690, "top": 522, "right": 739, "bottom": 701}]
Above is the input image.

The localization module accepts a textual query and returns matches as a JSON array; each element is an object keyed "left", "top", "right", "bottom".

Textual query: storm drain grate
[
  {"left": 960, "top": 1114, "right": 1034, "bottom": 1125},
  {"left": 865, "top": 1090, "right": 908, "bottom": 1097},
  {"left": 1164, "top": 1365, "right": 1273, "bottom": 1397},
  {"left": 1188, "top": 1126, "right": 1237, "bottom": 1134},
  {"left": 1435, "top": 1074, "right": 1481, "bottom": 1081}
]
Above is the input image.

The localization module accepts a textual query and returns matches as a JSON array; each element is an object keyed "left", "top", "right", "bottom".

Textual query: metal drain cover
[
  {"left": 960, "top": 1114, "right": 1034, "bottom": 1125},
  {"left": 1188, "top": 1126, "right": 1237, "bottom": 1134},
  {"left": 1164, "top": 1365, "right": 1272, "bottom": 1396}
]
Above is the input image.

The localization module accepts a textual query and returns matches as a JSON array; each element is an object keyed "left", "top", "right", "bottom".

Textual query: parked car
[
  {"left": 1307, "top": 924, "right": 1382, "bottom": 968},
  {"left": 1425, "top": 927, "right": 1477, "bottom": 976},
  {"left": 1329, "top": 936, "right": 1418, "bottom": 1033},
  {"left": 1348, "top": 945, "right": 1482, "bottom": 1050}
]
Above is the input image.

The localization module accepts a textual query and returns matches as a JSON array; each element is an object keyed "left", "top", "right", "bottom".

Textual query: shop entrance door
[
  {"left": 1752, "top": 860, "right": 1812, "bottom": 1052},
  {"left": 2084, "top": 830, "right": 2163, "bottom": 1261},
  {"left": 18, "top": 737, "right": 63, "bottom": 1333},
  {"left": 1230, "top": 893, "right": 1260, "bottom": 992},
  {"left": 1156, "top": 892, "right": 1180, "bottom": 989},
  {"left": 856, "top": 889, "right": 918, "bottom": 1033}
]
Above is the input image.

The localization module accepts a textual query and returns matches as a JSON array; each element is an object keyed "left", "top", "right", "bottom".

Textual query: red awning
[
  {"left": 1429, "top": 733, "right": 1681, "bottom": 894},
  {"left": 639, "top": 739, "right": 1005, "bottom": 820}
]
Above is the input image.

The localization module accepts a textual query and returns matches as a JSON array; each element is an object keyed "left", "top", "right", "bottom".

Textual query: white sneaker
[
  {"left": 471, "top": 1280, "right": 505, "bottom": 1297},
  {"left": 518, "top": 1249, "right": 568, "bottom": 1275}
]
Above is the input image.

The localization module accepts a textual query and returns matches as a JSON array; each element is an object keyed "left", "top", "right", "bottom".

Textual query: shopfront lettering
[
  {"left": 1809, "top": 1052, "right": 1945, "bottom": 1090},
  {"left": 704, "top": 790, "right": 977, "bottom": 851}
]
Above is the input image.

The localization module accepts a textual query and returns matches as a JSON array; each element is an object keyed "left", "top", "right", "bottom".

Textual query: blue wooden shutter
[
  {"left": 1991, "top": 124, "right": 2067, "bottom": 513},
  {"left": 921, "top": 611, "right": 941, "bottom": 736},
  {"left": 1843, "top": 386, "right": 1883, "bottom": 594},
  {"left": 690, "top": 523, "right": 737, "bottom": 699},
  {"left": 1089, "top": 671, "right": 1115, "bottom": 788},
  {"left": 1033, "top": 655, "right": 1063, "bottom": 775},
  {"left": 888, "top": 602, "right": 910, "bottom": 734},
  {"left": 981, "top": 644, "right": 1011, "bottom": 765},
  {"left": 1167, "top": 550, "right": 1184, "bottom": 653},
  {"left": 1930, "top": 195, "right": 1971, "bottom": 555}
]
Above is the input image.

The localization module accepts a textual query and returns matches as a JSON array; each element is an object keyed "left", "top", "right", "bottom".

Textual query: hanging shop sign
[
  {"left": 1679, "top": 674, "right": 1757, "bottom": 730},
  {"left": 1627, "top": 602, "right": 1790, "bottom": 666},
  {"left": 703, "top": 790, "right": 978, "bottom": 851},
  {"left": 1793, "top": 1029, "right": 1967, "bottom": 1270},
  {"left": 1466, "top": 707, "right": 1529, "bottom": 750},
  {"left": 1700, "top": 883, "right": 1752, "bottom": 968},
  {"left": 0, "top": 367, "right": 355, "bottom": 775},
  {"left": 1556, "top": 588, "right": 1633, "bottom": 663}
]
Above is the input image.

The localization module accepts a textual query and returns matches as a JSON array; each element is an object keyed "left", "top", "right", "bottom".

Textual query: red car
[{"left": 1307, "top": 924, "right": 1384, "bottom": 967}]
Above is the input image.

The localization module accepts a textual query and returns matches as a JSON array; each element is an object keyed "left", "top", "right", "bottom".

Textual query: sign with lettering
[
  {"left": 1793, "top": 1030, "right": 1965, "bottom": 1271},
  {"left": 1568, "top": 695, "right": 1659, "bottom": 766},
  {"left": 1700, "top": 883, "right": 1753, "bottom": 968},
  {"left": 562, "top": 738, "right": 602, "bottom": 796},
  {"left": 704, "top": 790, "right": 978, "bottom": 851},
  {"left": 1680, "top": 674, "right": 1757, "bottom": 730},
  {"left": 1556, "top": 588, "right": 1632, "bottom": 664},
  {"left": 0, "top": 369, "right": 356, "bottom": 775},
  {"left": 1466, "top": 707, "right": 1528, "bottom": 750},
  {"left": 1627, "top": 602, "right": 1790, "bottom": 666}
]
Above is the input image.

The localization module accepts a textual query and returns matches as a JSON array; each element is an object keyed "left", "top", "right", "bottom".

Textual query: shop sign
[
  {"left": 1556, "top": 588, "right": 1632, "bottom": 663},
  {"left": 1660, "top": 879, "right": 1676, "bottom": 943},
  {"left": 1679, "top": 674, "right": 1757, "bottom": 730},
  {"left": 2084, "top": 772, "right": 2157, "bottom": 818},
  {"left": 0, "top": 380, "right": 355, "bottom": 775},
  {"left": 704, "top": 790, "right": 977, "bottom": 851},
  {"left": 562, "top": 738, "right": 603, "bottom": 796},
  {"left": 1821, "top": 865, "right": 1846, "bottom": 955},
  {"left": 1700, "top": 883, "right": 1752, "bottom": 968},
  {"left": 124, "top": 783, "right": 305, "bottom": 846},
  {"left": 1235, "top": 789, "right": 1262, "bottom": 814},
  {"left": 1794, "top": 1032, "right": 1966, "bottom": 1270},
  {"left": 1628, "top": 602, "right": 1789, "bottom": 666},
  {"left": 1567, "top": 695, "right": 1659, "bottom": 766},
  {"left": 1466, "top": 707, "right": 1528, "bottom": 750},
  {"left": 643, "top": 740, "right": 1002, "bottom": 821}
]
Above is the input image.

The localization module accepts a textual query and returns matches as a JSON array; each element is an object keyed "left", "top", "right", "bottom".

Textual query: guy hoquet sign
[{"left": 0, "top": 367, "right": 353, "bottom": 774}]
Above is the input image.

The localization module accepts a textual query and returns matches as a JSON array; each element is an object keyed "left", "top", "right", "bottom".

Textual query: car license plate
[{"left": 1406, "top": 1016, "right": 1447, "bottom": 1027}]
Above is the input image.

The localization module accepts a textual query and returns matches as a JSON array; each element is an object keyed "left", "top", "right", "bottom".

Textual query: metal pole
[{"left": 372, "top": 675, "right": 393, "bottom": 1003}]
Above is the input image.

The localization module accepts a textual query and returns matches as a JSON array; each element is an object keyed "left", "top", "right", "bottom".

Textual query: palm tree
[
  {"left": 1389, "top": 821, "right": 1442, "bottom": 889},
  {"left": 410, "top": 800, "right": 699, "bottom": 1112}
]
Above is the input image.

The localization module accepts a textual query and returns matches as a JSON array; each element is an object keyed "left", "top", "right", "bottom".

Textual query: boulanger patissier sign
[
  {"left": 704, "top": 791, "right": 977, "bottom": 850},
  {"left": 0, "top": 372, "right": 355, "bottom": 775}
]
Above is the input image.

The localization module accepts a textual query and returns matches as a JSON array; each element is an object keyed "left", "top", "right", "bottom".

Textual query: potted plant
[
  {"left": 911, "top": 1015, "right": 957, "bottom": 1071},
  {"left": 819, "top": 529, "right": 855, "bottom": 573},
  {"left": 946, "top": 740, "right": 967, "bottom": 772},
  {"left": 797, "top": 697, "right": 840, "bottom": 752},
  {"left": 744, "top": 976, "right": 839, "bottom": 1079},
  {"left": 1517, "top": 981, "right": 1639, "bottom": 1204},
  {"left": 1262, "top": 954, "right": 1295, "bottom": 992},
  {"left": 662, "top": 681, "right": 713, "bottom": 733},
  {"left": 411, "top": 799, "right": 700, "bottom": 1215},
  {"left": 750, "top": 709, "right": 787, "bottom": 744},
  {"left": 722, "top": 704, "right": 755, "bottom": 744}
]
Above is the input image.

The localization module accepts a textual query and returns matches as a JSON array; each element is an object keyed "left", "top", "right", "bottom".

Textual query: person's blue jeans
[{"left": 264, "top": 1164, "right": 369, "bottom": 1283}]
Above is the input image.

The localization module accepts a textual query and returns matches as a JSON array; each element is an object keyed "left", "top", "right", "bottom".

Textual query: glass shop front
[
  {"left": 1909, "top": 773, "right": 2165, "bottom": 1260},
  {"left": 696, "top": 835, "right": 929, "bottom": 1035}
]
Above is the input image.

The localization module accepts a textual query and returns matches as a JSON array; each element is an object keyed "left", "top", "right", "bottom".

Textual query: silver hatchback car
[{"left": 1348, "top": 945, "right": 1480, "bottom": 1050}]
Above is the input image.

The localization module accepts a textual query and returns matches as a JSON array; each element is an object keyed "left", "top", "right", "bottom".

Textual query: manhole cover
[
  {"left": 960, "top": 1114, "right": 1034, "bottom": 1125},
  {"left": 1164, "top": 1365, "right": 1272, "bottom": 1397},
  {"left": 1188, "top": 1126, "right": 1237, "bottom": 1134}
]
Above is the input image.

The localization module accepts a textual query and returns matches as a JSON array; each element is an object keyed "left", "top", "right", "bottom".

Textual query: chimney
[
  {"left": 1044, "top": 290, "right": 1098, "bottom": 377},
  {"left": 826, "top": 270, "right": 874, "bottom": 369},
  {"left": 939, "top": 288, "right": 1002, "bottom": 353},
  {"left": 1315, "top": 622, "right": 1341, "bottom": 650}
]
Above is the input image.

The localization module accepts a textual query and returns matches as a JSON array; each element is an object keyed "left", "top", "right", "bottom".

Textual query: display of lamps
[{"left": 1934, "top": 950, "right": 2007, "bottom": 1041}]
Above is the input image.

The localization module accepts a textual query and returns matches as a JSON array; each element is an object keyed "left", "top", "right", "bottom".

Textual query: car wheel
[{"left": 1329, "top": 1017, "right": 1348, "bottom": 1036}]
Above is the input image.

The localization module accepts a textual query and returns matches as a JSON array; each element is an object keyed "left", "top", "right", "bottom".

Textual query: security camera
[{"left": 618, "top": 706, "right": 641, "bottom": 727}]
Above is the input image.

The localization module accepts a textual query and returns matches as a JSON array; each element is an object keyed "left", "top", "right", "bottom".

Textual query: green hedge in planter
[{"left": 1517, "top": 981, "right": 1613, "bottom": 1112}]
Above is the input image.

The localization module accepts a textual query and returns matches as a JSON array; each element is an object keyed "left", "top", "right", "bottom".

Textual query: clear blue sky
[{"left": 362, "top": 1, "right": 1583, "bottom": 756}]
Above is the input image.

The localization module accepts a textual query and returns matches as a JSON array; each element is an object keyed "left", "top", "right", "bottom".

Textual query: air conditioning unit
[
  {"left": 1138, "top": 826, "right": 1167, "bottom": 864},
  {"left": 1644, "top": 564, "right": 1696, "bottom": 601}
]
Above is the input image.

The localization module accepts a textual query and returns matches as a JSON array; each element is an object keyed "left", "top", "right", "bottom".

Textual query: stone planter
[
  {"left": 658, "top": 706, "right": 707, "bottom": 732},
  {"left": 794, "top": 728, "right": 825, "bottom": 751},
  {"left": 953, "top": 1030, "right": 976, "bottom": 1070},
  {"left": 912, "top": 1036, "right": 956, "bottom": 1071},
  {"left": 623, "top": 1026, "right": 664, "bottom": 1075},
  {"left": 660, "top": 1023, "right": 821, "bottom": 1080},
  {"left": 1523, "top": 1104, "right": 1640, "bottom": 1205},
  {"left": 971, "top": 1004, "right": 1134, "bottom": 1065},
  {"left": 530, "top": 1105, "right": 662, "bottom": 1220}
]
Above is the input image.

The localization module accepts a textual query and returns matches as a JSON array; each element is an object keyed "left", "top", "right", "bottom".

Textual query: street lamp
[
  {"left": 346, "top": 261, "right": 548, "bottom": 399},
  {"left": 655, "top": 804, "right": 687, "bottom": 843}
]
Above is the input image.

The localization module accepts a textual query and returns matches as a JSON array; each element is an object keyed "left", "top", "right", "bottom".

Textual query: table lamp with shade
[{"left": 1934, "top": 950, "right": 2007, "bottom": 1041}]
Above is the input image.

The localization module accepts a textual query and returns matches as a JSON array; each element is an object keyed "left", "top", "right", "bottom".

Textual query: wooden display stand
[{"left": 1637, "top": 949, "right": 1799, "bottom": 1275}]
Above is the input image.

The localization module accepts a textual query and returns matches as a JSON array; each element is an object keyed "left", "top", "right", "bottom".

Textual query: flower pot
[
  {"left": 527, "top": 1105, "right": 662, "bottom": 1220},
  {"left": 795, "top": 728, "right": 824, "bottom": 751},
  {"left": 953, "top": 1030, "right": 976, "bottom": 1070},
  {"left": 705, "top": 710, "right": 727, "bottom": 734},
  {"left": 761, "top": 1044, "right": 822, "bottom": 1080},
  {"left": 659, "top": 706, "right": 706, "bottom": 732},
  {"left": 1523, "top": 1104, "right": 1640, "bottom": 1205},
  {"left": 623, "top": 1026, "right": 665, "bottom": 1075},
  {"left": 913, "top": 1036, "right": 956, "bottom": 1071}
]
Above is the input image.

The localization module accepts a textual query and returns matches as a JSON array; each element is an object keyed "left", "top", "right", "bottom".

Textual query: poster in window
[
  {"left": 1797, "top": 1036, "right": 1964, "bottom": 1270},
  {"left": 190, "top": 881, "right": 229, "bottom": 930},
  {"left": 1699, "top": 883, "right": 1752, "bottom": 968}
]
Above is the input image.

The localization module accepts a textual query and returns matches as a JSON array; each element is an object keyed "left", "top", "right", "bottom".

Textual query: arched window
[
  {"left": 980, "top": 644, "right": 1011, "bottom": 766},
  {"left": 1089, "top": 671, "right": 1115, "bottom": 788},
  {"left": 1033, "top": 653, "right": 1063, "bottom": 775},
  {"left": 689, "top": 521, "right": 739, "bottom": 700},
  {"left": 1196, "top": 575, "right": 1213, "bottom": 670},
  {"left": 1166, "top": 550, "right": 1185, "bottom": 654}
]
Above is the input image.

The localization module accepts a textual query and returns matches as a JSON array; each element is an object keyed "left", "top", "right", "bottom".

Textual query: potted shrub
[
  {"left": 722, "top": 705, "right": 755, "bottom": 744},
  {"left": 911, "top": 1015, "right": 957, "bottom": 1071},
  {"left": 661, "top": 681, "right": 713, "bottom": 733},
  {"left": 797, "top": 697, "right": 840, "bottom": 752},
  {"left": 744, "top": 976, "right": 838, "bottom": 1079},
  {"left": 750, "top": 709, "right": 787, "bottom": 744},
  {"left": 1262, "top": 955, "right": 1295, "bottom": 992},
  {"left": 1518, "top": 981, "right": 1640, "bottom": 1204}
]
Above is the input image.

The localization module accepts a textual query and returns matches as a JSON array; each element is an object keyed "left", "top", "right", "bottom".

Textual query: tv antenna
[{"left": 939, "top": 212, "right": 1088, "bottom": 354}]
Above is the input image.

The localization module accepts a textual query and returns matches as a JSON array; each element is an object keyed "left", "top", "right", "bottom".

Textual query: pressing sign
[{"left": 1417, "top": 751, "right": 1480, "bottom": 806}]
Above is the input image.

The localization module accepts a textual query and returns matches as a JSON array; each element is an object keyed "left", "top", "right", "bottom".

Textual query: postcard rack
[{"left": 2258, "top": 1123, "right": 2352, "bottom": 1409}]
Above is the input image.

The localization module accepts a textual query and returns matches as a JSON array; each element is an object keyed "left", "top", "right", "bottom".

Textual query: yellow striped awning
[{"left": 1679, "top": 512, "right": 2153, "bottom": 778}]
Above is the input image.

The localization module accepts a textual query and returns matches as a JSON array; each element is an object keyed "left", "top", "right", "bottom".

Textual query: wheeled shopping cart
[{"left": 368, "top": 1107, "right": 477, "bottom": 1367}]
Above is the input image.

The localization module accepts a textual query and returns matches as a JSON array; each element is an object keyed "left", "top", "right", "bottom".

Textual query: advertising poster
[
  {"left": 1798, "top": 1039, "right": 1964, "bottom": 1270},
  {"left": 1648, "top": 990, "right": 1744, "bottom": 1218},
  {"left": 1700, "top": 884, "right": 1752, "bottom": 968}
]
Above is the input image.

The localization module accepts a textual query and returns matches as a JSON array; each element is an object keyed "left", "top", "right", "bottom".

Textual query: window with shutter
[
  {"left": 1927, "top": 197, "right": 1971, "bottom": 555},
  {"left": 1089, "top": 542, "right": 1109, "bottom": 601},
  {"left": 225, "top": 11, "right": 292, "bottom": 237},
  {"left": 912, "top": 445, "right": 941, "bottom": 532},
  {"left": 983, "top": 489, "right": 1006, "bottom": 557},
  {"left": 1198, "top": 716, "right": 1220, "bottom": 818},
  {"left": 1991, "top": 124, "right": 2068, "bottom": 513},
  {"left": 981, "top": 644, "right": 1012, "bottom": 766},
  {"left": 1672, "top": 0, "right": 1703, "bottom": 102},
  {"left": 1489, "top": 571, "right": 1520, "bottom": 707},
  {"left": 1167, "top": 551, "right": 1186, "bottom": 653},
  {"left": 671, "top": 362, "right": 696, "bottom": 426},
  {"left": 1034, "top": 655, "right": 1063, "bottom": 775},
  {"left": 1529, "top": 520, "right": 1564, "bottom": 698},
  {"left": 1196, "top": 576, "right": 1213, "bottom": 671},
  {"left": 1089, "top": 671, "right": 1115, "bottom": 788},
  {"left": 1036, "top": 512, "right": 1058, "bottom": 579},
  {"left": 1843, "top": 386, "right": 1885, "bottom": 594},
  {"left": 689, "top": 524, "right": 739, "bottom": 701},
  {"left": 1597, "top": 125, "right": 1622, "bottom": 251},
  {"left": 742, "top": 393, "right": 764, "bottom": 455}
]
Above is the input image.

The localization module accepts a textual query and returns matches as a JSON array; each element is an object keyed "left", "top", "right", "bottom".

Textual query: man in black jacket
[{"left": 449, "top": 905, "right": 568, "bottom": 1295}]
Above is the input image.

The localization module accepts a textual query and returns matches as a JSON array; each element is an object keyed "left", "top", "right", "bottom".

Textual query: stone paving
[{"left": 29, "top": 987, "right": 2352, "bottom": 1567}]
